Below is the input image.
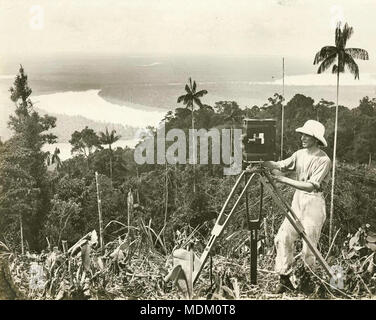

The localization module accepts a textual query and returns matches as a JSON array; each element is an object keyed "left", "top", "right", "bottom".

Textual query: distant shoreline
[
  {"left": 32, "top": 89, "right": 167, "bottom": 129},
  {"left": 98, "top": 90, "right": 171, "bottom": 112}
]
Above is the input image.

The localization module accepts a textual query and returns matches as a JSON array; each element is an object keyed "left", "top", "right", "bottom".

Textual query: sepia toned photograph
[{"left": 0, "top": 0, "right": 375, "bottom": 304}]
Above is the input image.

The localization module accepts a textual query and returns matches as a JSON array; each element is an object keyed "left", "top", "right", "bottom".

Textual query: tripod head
[{"left": 243, "top": 160, "right": 271, "bottom": 176}]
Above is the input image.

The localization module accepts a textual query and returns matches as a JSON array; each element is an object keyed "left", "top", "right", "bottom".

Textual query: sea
[{"left": 0, "top": 54, "right": 375, "bottom": 160}]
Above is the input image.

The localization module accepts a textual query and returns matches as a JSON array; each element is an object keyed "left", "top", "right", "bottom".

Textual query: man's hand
[
  {"left": 272, "top": 175, "right": 286, "bottom": 183},
  {"left": 271, "top": 169, "right": 284, "bottom": 176},
  {"left": 270, "top": 174, "right": 315, "bottom": 192},
  {"left": 245, "top": 163, "right": 264, "bottom": 173}
]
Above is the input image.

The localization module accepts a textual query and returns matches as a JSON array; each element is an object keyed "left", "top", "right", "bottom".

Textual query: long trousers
[{"left": 274, "top": 190, "right": 326, "bottom": 275}]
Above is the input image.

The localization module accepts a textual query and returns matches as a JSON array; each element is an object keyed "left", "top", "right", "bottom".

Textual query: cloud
[{"left": 0, "top": 0, "right": 375, "bottom": 58}]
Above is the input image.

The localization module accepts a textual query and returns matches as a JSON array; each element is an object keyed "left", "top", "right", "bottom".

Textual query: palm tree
[
  {"left": 99, "top": 128, "right": 121, "bottom": 183},
  {"left": 177, "top": 78, "right": 208, "bottom": 192},
  {"left": 314, "top": 22, "right": 369, "bottom": 242}
]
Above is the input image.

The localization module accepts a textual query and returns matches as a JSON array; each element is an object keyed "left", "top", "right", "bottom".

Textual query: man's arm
[
  {"left": 263, "top": 161, "right": 281, "bottom": 170},
  {"left": 246, "top": 152, "right": 297, "bottom": 173},
  {"left": 273, "top": 175, "right": 315, "bottom": 193},
  {"left": 246, "top": 161, "right": 281, "bottom": 173}
]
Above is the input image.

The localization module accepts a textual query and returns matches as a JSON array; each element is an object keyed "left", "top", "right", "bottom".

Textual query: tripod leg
[
  {"left": 193, "top": 172, "right": 257, "bottom": 284},
  {"left": 244, "top": 173, "right": 257, "bottom": 284},
  {"left": 250, "top": 226, "right": 258, "bottom": 284},
  {"left": 245, "top": 172, "right": 250, "bottom": 229},
  {"left": 209, "top": 254, "right": 213, "bottom": 288},
  {"left": 249, "top": 180, "right": 263, "bottom": 285}
]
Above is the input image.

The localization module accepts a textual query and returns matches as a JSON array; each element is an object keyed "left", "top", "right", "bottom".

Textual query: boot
[
  {"left": 274, "top": 274, "right": 295, "bottom": 294},
  {"left": 299, "top": 269, "right": 315, "bottom": 295}
]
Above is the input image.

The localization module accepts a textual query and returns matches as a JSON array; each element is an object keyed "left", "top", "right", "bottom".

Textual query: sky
[{"left": 0, "top": 0, "right": 375, "bottom": 63}]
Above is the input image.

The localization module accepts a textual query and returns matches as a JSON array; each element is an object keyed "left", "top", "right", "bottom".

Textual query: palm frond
[
  {"left": 111, "top": 129, "right": 120, "bottom": 139},
  {"left": 0, "top": 240, "right": 10, "bottom": 251},
  {"left": 344, "top": 54, "right": 360, "bottom": 79},
  {"left": 98, "top": 127, "right": 120, "bottom": 145},
  {"left": 194, "top": 89, "right": 208, "bottom": 98},
  {"left": 178, "top": 78, "right": 207, "bottom": 113},
  {"left": 110, "top": 130, "right": 121, "bottom": 143},
  {"left": 313, "top": 46, "right": 337, "bottom": 64},
  {"left": 185, "top": 101, "right": 193, "bottom": 109},
  {"left": 331, "top": 64, "right": 343, "bottom": 74},
  {"left": 99, "top": 128, "right": 108, "bottom": 140},
  {"left": 317, "top": 54, "right": 337, "bottom": 74},
  {"left": 341, "top": 23, "right": 354, "bottom": 47},
  {"left": 338, "top": 50, "right": 346, "bottom": 73},
  {"left": 184, "top": 95, "right": 192, "bottom": 105},
  {"left": 179, "top": 95, "right": 193, "bottom": 108},
  {"left": 177, "top": 95, "right": 186, "bottom": 103},
  {"left": 193, "top": 97, "right": 203, "bottom": 108},
  {"left": 345, "top": 48, "right": 369, "bottom": 60},
  {"left": 335, "top": 22, "right": 342, "bottom": 47}
]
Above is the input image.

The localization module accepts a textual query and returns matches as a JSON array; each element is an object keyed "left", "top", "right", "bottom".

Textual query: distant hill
[
  {"left": 40, "top": 110, "right": 140, "bottom": 143},
  {"left": 0, "top": 106, "right": 139, "bottom": 143}
]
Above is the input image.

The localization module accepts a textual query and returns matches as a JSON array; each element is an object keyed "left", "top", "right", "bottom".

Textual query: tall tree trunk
[
  {"left": 208, "top": 138, "right": 213, "bottom": 176},
  {"left": 191, "top": 104, "right": 196, "bottom": 193},
  {"left": 127, "top": 190, "right": 133, "bottom": 238},
  {"left": 281, "top": 57, "right": 285, "bottom": 160},
  {"left": 136, "top": 166, "right": 140, "bottom": 203},
  {"left": 281, "top": 104, "right": 285, "bottom": 160},
  {"left": 174, "top": 162, "right": 178, "bottom": 206},
  {"left": 95, "top": 172, "right": 104, "bottom": 252},
  {"left": 369, "top": 153, "right": 372, "bottom": 168},
  {"left": 109, "top": 156, "right": 113, "bottom": 184},
  {"left": 230, "top": 125, "right": 233, "bottom": 159},
  {"left": 329, "top": 71, "right": 340, "bottom": 243},
  {"left": 164, "top": 162, "right": 168, "bottom": 236},
  {"left": 19, "top": 213, "right": 24, "bottom": 255},
  {"left": 109, "top": 145, "right": 113, "bottom": 187}
]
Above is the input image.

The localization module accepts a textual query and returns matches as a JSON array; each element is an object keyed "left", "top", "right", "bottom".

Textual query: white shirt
[{"left": 276, "top": 148, "right": 332, "bottom": 192}]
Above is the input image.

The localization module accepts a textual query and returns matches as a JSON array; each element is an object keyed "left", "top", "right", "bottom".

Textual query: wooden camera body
[{"left": 242, "top": 118, "right": 277, "bottom": 163}]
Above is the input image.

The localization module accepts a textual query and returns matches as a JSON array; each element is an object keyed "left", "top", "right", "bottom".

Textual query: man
[{"left": 248, "top": 120, "right": 331, "bottom": 293}]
